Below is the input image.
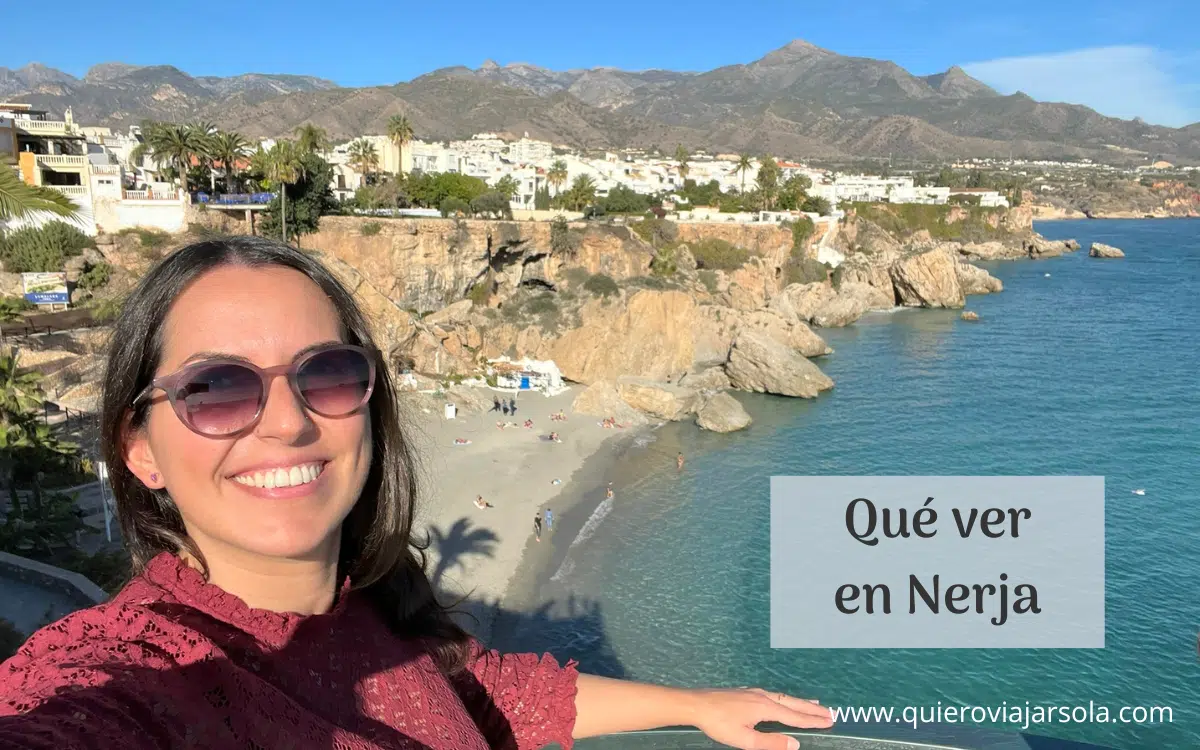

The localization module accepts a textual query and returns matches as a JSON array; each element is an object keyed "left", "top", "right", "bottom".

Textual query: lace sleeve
[
  {"left": 453, "top": 641, "right": 580, "bottom": 750},
  {"left": 0, "top": 636, "right": 179, "bottom": 748}
]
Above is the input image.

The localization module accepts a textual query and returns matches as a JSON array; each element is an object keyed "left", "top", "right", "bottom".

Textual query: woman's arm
[{"left": 574, "top": 674, "right": 833, "bottom": 750}]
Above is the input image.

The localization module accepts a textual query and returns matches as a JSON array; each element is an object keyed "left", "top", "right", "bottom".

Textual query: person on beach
[
  {"left": 490, "top": 397, "right": 501, "bottom": 413},
  {"left": 534, "top": 513, "right": 543, "bottom": 542},
  {"left": 474, "top": 495, "right": 492, "bottom": 510},
  {"left": 0, "top": 237, "right": 833, "bottom": 750},
  {"left": 545, "top": 508, "right": 553, "bottom": 530},
  {"left": 502, "top": 400, "right": 510, "bottom": 416},
  {"left": 510, "top": 397, "right": 517, "bottom": 416},
  {"left": 606, "top": 483, "right": 615, "bottom": 500},
  {"left": 678, "top": 452, "right": 685, "bottom": 471}
]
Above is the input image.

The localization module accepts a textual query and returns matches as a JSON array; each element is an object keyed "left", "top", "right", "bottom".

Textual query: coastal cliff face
[
  {"left": 65, "top": 204, "right": 1062, "bottom": 429},
  {"left": 1030, "top": 179, "right": 1200, "bottom": 219}
]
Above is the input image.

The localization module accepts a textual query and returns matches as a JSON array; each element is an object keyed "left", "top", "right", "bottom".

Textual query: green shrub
[
  {"left": 76, "top": 261, "right": 111, "bottom": 291},
  {"left": 698, "top": 269, "right": 718, "bottom": 294},
  {"left": 625, "top": 275, "right": 678, "bottom": 291},
  {"left": 583, "top": 273, "right": 619, "bottom": 298},
  {"left": 360, "top": 221, "right": 382, "bottom": 236},
  {"left": 0, "top": 221, "right": 94, "bottom": 273},
  {"left": 784, "top": 258, "right": 830, "bottom": 286},
  {"left": 830, "top": 264, "right": 845, "bottom": 290},
  {"left": 88, "top": 295, "right": 125, "bottom": 322},
  {"left": 467, "top": 280, "right": 491, "bottom": 306},
  {"left": 631, "top": 217, "right": 679, "bottom": 247},
  {"left": 117, "top": 227, "right": 169, "bottom": 249},
  {"left": 690, "top": 238, "right": 753, "bottom": 271},
  {"left": 550, "top": 216, "right": 581, "bottom": 255},
  {"left": 524, "top": 294, "right": 559, "bottom": 316},
  {"left": 0, "top": 296, "right": 35, "bottom": 322},
  {"left": 789, "top": 215, "right": 815, "bottom": 253},
  {"left": 440, "top": 197, "right": 470, "bottom": 218},
  {"left": 562, "top": 267, "right": 590, "bottom": 288},
  {"left": 649, "top": 247, "right": 677, "bottom": 277}
]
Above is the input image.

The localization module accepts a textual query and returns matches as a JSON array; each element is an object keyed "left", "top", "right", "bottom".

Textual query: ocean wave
[
  {"left": 633, "top": 433, "right": 657, "bottom": 448},
  {"left": 549, "top": 493, "right": 615, "bottom": 582}
]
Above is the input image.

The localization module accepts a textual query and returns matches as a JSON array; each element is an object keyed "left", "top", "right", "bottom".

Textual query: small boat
[
  {"left": 1044, "top": 273, "right": 1051, "bottom": 277},
  {"left": 1132, "top": 488, "right": 1146, "bottom": 496}
]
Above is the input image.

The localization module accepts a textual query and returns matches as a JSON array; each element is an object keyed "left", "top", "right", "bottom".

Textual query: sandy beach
[{"left": 402, "top": 387, "right": 640, "bottom": 637}]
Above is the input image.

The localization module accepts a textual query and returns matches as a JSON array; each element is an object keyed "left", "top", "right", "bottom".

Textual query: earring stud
[{"left": 151, "top": 473, "right": 159, "bottom": 482}]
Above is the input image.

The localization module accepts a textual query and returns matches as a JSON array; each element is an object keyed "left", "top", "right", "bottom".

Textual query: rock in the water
[
  {"left": 958, "top": 240, "right": 1019, "bottom": 261},
  {"left": 1089, "top": 242, "right": 1125, "bottom": 258},
  {"left": 956, "top": 262, "right": 1003, "bottom": 295},
  {"left": 677, "top": 366, "right": 731, "bottom": 392},
  {"left": 811, "top": 289, "right": 869, "bottom": 327},
  {"left": 695, "top": 392, "right": 753, "bottom": 433},
  {"left": 616, "top": 376, "right": 700, "bottom": 421},
  {"left": 961, "top": 311, "right": 980, "bottom": 322},
  {"left": 572, "top": 381, "right": 649, "bottom": 425},
  {"left": 1024, "top": 234, "right": 1067, "bottom": 259},
  {"left": 889, "top": 247, "right": 965, "bottom": 308},
  {"left": 1065, "top": 239, "right": 1081, "bottom": 251},
  {"left": 725, "top": 330, "right": 834, "bottom": 398}
]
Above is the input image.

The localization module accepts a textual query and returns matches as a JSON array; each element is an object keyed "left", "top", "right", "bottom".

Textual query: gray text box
[{"left": 771, "top": 476, "right": 1105, "bottom": 648}]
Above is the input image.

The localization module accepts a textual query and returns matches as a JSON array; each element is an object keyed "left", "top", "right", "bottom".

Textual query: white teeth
[{"left": 232, "top": 462, "right": 324, "bottom": 489}]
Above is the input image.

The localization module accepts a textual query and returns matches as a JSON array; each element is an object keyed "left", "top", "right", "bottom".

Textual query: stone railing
[
  {"left": 91, "top": 164, "right": 121, "bottom": 175},
  {"left": 14, "top": 118, "right": 71, "bottom": 134},
  {"left": 0, "top": 551, "right": 107, "bottom": 608},
  {"left": 48, "top": 185, "right": 89, "bottom": 197},
  {"left": 34, "top": 154, "right": 87, "bottom": 168},
  {"left": 122, "top": 189, "right": 182, "bottom": 202}
]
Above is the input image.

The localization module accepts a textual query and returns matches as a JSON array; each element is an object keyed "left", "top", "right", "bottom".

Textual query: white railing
[
  {"left": 35, "top": 154, "right": 87, "bottom": 167},
  {"left": 91, "top": 164, "right": 120, "bottom": 175},
  {"left": 48, "top": 185, "right": 89, "bottom": 197},
  {"left": 16, "top": 119, "right": 71, "bottom": 134},
  {"left": 122, "top": 189, "right": 181, "bottom": 202}
]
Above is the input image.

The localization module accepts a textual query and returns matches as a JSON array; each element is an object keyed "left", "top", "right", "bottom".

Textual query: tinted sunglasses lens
[
  {"left": 177, "top": 363, "right": 263, "bottom": 435},
  {"left": 296, "top": 348, "right": 372, "bottom": 416}
]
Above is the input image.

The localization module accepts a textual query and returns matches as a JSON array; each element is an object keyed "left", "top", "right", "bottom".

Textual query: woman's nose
[{"left": 254, "top": 375, "right": 313, "bottom": 442}]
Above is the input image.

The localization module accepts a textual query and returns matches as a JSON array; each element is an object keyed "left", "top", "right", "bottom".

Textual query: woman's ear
[{"left": 122, "top": 413, "right": 163, "bottom": 489}]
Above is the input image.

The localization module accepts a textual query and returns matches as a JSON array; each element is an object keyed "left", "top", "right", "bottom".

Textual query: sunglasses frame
[{"left": 133, "top": 343, "right": 377, "bottom": 437}]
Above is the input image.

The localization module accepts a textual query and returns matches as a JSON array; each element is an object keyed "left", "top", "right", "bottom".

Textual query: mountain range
[{"left": 3, "top": 41, "right": 1197, "bottom": 164}]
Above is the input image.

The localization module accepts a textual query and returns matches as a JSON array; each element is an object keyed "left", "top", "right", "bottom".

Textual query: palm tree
[
  {"left": 347, "top": 139, "right": 380, "bottom": 186},
  {"left": 263, "top": 141, "right": 303, "bottom": 242},
  {"left": 386, "top": 114, "right": 415, "bottom": 176},
  {"left": 145, "top": 123, "right": 210, "bottom": 195},
  {"left": 547, "top": 160, "right": 568, "bottom": 197},
  {"left": 731, "top": 154, "right": 754, "bottom": 194},
  {"left": 567, "top": 174, "right": 596, "bottom": 211},
  {"left": 0, "top": 159, "right": 80, "bottom": 223},
  {"left": 0, "top": 350, "right": 44, "bottom": 422},
  {"left": 293, "top": 124, "right": 330, "bottom": 156},
  {"left": 211, "top": 131, "right": 250, "bottom": 194},
  {"left": 674, "top": 144, "right": 690, "bottom": 182}
]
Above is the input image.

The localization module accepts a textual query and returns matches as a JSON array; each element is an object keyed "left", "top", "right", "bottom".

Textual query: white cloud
[{"left": 963, "top": 46, "right": 1199, "bottom": 128}]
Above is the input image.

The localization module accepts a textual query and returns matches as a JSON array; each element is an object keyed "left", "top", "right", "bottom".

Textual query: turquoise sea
[{"left": 494, "top": 219, "right": 1199, "bottom": 749}]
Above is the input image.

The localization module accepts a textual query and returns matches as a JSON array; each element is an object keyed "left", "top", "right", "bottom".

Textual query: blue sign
[{"left": 22, "top": 272, "right": 69, "bottom": 305}]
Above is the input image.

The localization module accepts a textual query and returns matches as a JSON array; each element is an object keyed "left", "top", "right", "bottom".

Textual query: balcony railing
[
  {"left": 15, "top": 119, "right": 72, "bottom": 134},
  {"left": 122, "top": 189, "right": 182, "bottom": 202},
  {"left": 35, "top": 154, "right": 87, "bottom": 168},
  {"left": 91, "top": 164, "right": 121, "bottom": 175},
  {"left": 48, "top": 185, "right": 89, "bottom": 197},
  {"left": 194, "top": 192, "right": 275, "bottom": 206}
]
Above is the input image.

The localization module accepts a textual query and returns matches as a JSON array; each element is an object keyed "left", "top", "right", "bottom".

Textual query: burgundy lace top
[{"left": 0, "top": 553, "right": 579, "bottom": 750}]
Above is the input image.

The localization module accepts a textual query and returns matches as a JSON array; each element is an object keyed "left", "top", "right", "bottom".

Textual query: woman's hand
[{"left": 689, "top": 687, "right": 834, "bottom": 750}]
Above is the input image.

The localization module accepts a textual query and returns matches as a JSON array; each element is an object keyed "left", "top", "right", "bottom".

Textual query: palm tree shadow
[{"left": 425, "top": 516, "right": 499, "bottom": 590}]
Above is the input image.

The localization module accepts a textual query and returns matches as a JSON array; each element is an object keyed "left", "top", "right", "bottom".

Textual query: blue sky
[{"left": 5, "top": 0, "right": 1198, "bottom": 127}]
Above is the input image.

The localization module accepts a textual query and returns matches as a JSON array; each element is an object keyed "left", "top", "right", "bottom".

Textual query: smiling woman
[{"left": 0, "top": 236, "right": 832, "bottom": 750}]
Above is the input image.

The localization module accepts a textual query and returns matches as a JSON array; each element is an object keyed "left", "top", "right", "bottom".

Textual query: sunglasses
[{"left": 134, "top": 344, "right": 376, "bottom": 437}]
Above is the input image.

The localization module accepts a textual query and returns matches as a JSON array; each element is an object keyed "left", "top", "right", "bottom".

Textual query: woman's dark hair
[{"left": 100, "top": 235, "right": 471, "bottom": 671}]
